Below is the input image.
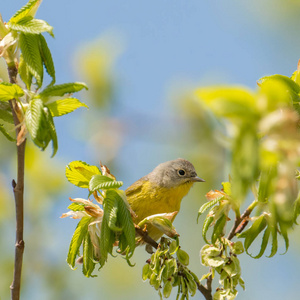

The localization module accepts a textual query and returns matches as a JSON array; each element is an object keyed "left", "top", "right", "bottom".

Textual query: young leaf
[
  {"left": 251, "top": 226, "right": 270, "bottom": 259},
  {"left": 8, "top": 17, "right": 54, "bottom": 37},
  {"left": 46, "top": 98, "right": 88, "bottom": 117},
  {"left": 68, "top": 202, "right": 85, "bottom": 211},
  {"left": 0, "top": 109, "right": 14, "bottom": 124},
  {"left": 44, "top": 108, "right": 58, "bottom": 157},
  {"left": 40, "top": 82, "right": 88, "bottom": 99},
  {"left": 197, "top": 197, "right": 223, "bottom": 222},
  {"left": 89, "top": 174, "right": 123, "bottom": 192},
  {"left": 19, "top": 33, "right": 43, "bottom": 87},
  {"left": 113, "top": 190, "right": 136, "bottom": 255},
  {"left": 25, "top": 98, "right": 44, "bottom": 141},
  {"left": 38, "top": 34, "right": 55, "bottom": 84},
  {"left": 0, "top": 124, "right": 16, "bottom": 141},
  {"left": 19, "top": 54, "right": 33, "bottom": 89},
  {"left": 66, "top": 161, "right": 101, "bottom": 188},
  {"left": 82, "top": 234, "right": 96, "bottom": 277},
  {"left": 268, "top": 223, "right": 278, "bottom": 258},
  {"left": 211, "top": 213, "right": 226, "bottom": 244},
  {"left": 238, "top": 214, "right": 267, "bottom": 255},
  {"left": 9, "top": 0, "right": 42, "bottom": 23},
  {"left": 67, "top": 216, "right": 91, "bottom": 269},
  {"left": 0, "top": 82, "right": 24, "bottom": 101},
  {"left": 103, "top": 194, "right": 122, "bottom": 232},
  {"left": 278, "top": 221, "right": 289, "bottom": 255},
  {"left": 202, "top": 215, "right": 214, "bottom": 244}
]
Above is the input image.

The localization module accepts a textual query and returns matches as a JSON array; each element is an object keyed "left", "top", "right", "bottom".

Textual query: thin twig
[
  {"left": 227, "top": 200, "right": 258, "bottom": 240},
  {"left": 134, "top": 224, "right": 159, "bottom": 249},
  {"left": 8, "top": 64, "right": 26, "bottom": 300}
]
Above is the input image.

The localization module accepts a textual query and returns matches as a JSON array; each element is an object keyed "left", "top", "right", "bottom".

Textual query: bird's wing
[{"left": 125, "top": 176, "right": 148, "bottom": 203}]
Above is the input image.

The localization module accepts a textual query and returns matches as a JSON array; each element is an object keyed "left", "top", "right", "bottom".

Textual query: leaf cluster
[
  {"left": 0, "top": 0, "right": 88, "bottom": 156},
  {"left": 142, "top": 237, "right": 199, "bottom": 300},
  {"left": 64, "top": 161, "right": 136, "bottom": 276}
]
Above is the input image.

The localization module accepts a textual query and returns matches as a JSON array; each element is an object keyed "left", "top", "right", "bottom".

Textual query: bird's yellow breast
[{"left": 127, "top": 180, "right": 193, "bottom": 224}]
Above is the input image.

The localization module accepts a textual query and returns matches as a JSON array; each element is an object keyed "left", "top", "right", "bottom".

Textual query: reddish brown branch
[{"left": 134, "top": 224, "right": 159, "bottom": 249}]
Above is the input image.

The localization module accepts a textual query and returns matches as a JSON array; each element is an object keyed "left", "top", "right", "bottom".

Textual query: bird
[{"left": 126, "top": 158, "right": 205, "bottom": 242}]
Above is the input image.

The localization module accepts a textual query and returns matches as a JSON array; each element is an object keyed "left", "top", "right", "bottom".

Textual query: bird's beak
[{"left": 191, "top": 176, "right": 205, "bottom": 182}]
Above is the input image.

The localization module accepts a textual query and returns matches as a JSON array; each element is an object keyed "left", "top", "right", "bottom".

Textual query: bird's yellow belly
[{"left": 127, "top": 181, "right": 193, "bottom": 241}]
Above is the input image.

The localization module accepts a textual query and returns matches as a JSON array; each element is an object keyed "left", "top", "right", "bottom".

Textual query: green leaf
[
  {"left": 68, "top": 203, "right": 85, "bottom": 211},
  {"left": 99, "top": 214, "right": 115, "bottom": 267},
  {"left": 0, "top": 109, "right": 14, "bottom": 124},
  {"left": 238, "top": 214, "right": 267, "bottom": 255},
  {"left": 65, "top": 161, "right": 101, "bottom": 188},
  {"left": 0, "top": 124, "right": 16, "bottom": 141},
  {"left": 40, "top": 82, "right": 88, "bottom": 99},
  {"left": 89, "top": 174, "right": 123, "bottom": 192},
  {"left": 251, "top": 226, "right": 270, "bottom": 259},
  {"left": 278, "top": 221, "right": 289, "bottom": 255},
  {"left": 44, "top": 108, "right": 58, "bottom": 157},
  {"left": 103, "top": 194, "right": 122, "bottom": 232},
  {"left": 113, "top": 190, "right": 136, "bottom": 255},
  {"left": 38, "top": 34, "right": 55, "bottom": 84},
  {"left": 0, "top": 82, "right": 24, "bottom": 101},
  {"left": 19, "top": 33, "right": 43, "bottom": 88},
  {"left": 9, "top": 0, "right": 42, "bottom": 23},
  {"left": 67, "top": 216, "right": 91, "bottom": 269},
  {"left": 25, "top": 98, "right": 44, "bottom": 140},
  {"left": 202, "top": 215, "right": 214, "bottom": 244},
  {"left": 259, "top": 75, "right": 300, "bottom": 94},
  {"left": 211, "top": 214, "right": 226, "bottom": 245},
  {"left": 46, "top": 98, "right": 88, "bottom": 117},
  {"left": 197, "top": 197, "right": 223, "bottom": 222},
  {"left": 82, "top": 233, "right": 96, "bottom": 277},
  {"left": 222, "top": 181, "right": 231, "bottom": 196},
  {"left": 268, "top": 224, "right": 278, "bottom": 258},
  {"left": 257, "top": 167, "right": 276, "bottom": 203},
  {"left": 19, "top": 54, "right": 33, "bottom": 89},
  {"left": 8, "top": 17, "right": 54, "bottom": 37}
]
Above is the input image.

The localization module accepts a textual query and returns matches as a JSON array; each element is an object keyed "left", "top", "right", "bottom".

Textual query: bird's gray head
[{"left": 147, "top": 158, "right": 205, "bottom": 188}]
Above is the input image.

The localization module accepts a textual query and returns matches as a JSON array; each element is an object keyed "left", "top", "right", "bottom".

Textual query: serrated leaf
[
  {"left": 211, "top": 213, "right": 226, "bottom": 244},
  {"left": 238, "top": 214, "right": 267, "bottom": 255},
  {"left": 19, "top": 33, "right": 43, "bottom": 88},
  {"left": 38, "top": 34, "right": 55, "bottom": 84},
  {"left": 67, "top": 216, "right": 91, "bottom": 269},
  {"left": 65, "top": 161, "right": 101, "bottom": 188},
  {"left": 251, "top": 226, "right": 270, "bottom": 259},
  {"left": 82, "top": 233, "right": 96, "bottom": 277},
  {"left": 202, "top": 215, "right": 214, "bottom": 244},
  {"left": 113, "top": 190, "right": 136, "bottom": 255},
  {"left": 44, "top": 108, "right": 57, "bottom": 157},
  {"left": 0, "top": 124, "right": 16, "bottom": 141},
  {"left": 68, "top": 203, "right": 85, "bottom": 211},
  {"left": 40, "top": 82, "right": 88, "bottom": 99},
  {"left": 268, "top": 224, "right": 278, "bottom": 258},
  {"left": 19, "top": 54, "right": 33, "bottom": 89},
  {"left": 197, "top": 197, "right": 223, "bottom": 222},
  {"left": 9, "top": 17, "right": 54, "bottom": 37},
  {"left": 25, "top": 98, "right": 44, "bottom": 140},
  {"left": 9, "top": 0, "right": 42, "bottom": 23},
  {"left": 103, "top": 194, "right": 122, "bottom": 232},
  {"left": 46, "top": 98, "right": 88, "bottom": 117},
  {"left": 278, "top": 221, "right": 289, "bottom": 255},
  {"left": 0, "top": 82, "right": 24, "bottom": 101},
  {"left": 89, "top": 174, "right": 123, "bottom": 192}
]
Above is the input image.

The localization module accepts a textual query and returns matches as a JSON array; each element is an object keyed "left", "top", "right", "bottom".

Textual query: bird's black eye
[{"left": 178, "top": 169, "right": 185, "bottom": 176}]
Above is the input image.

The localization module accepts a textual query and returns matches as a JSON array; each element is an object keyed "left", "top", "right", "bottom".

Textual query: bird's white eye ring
[{"left": 178, "top": 169, "right": 185, "bottom": 176}]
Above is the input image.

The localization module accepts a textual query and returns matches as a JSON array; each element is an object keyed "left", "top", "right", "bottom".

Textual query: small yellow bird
[{"left": 126, "top": 158, "right": 205, "bottom": 241}]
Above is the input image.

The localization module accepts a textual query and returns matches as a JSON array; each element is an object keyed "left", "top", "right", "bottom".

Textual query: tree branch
[
  {"left": 8, "top": 63, "right": 26, "bottom": 300},
  {"left": 227, "top": 200, "right": 258, "bottom": 240},
  {"left": 134, "top": 224, "right": 159, "bottom": 249}
]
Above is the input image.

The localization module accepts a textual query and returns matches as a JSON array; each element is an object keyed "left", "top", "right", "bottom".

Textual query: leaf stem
[{"left": 8, "top": 64, "right": 26, "bottom": 300}]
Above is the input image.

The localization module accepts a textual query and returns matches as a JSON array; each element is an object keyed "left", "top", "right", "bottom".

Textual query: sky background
[{"left": 1, "top": 0, "right": 300, "bottom": 299}]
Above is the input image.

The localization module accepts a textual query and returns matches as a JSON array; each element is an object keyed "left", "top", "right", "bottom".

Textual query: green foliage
[
  {"left": 142, "top": 238, "right": 198, "bottom": 300},
  {"left": 63, "top": 161, "right": 135, "bottom": 276},
  {"left": 0, "top": 0, "right": 87, "bottom": 154}
]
